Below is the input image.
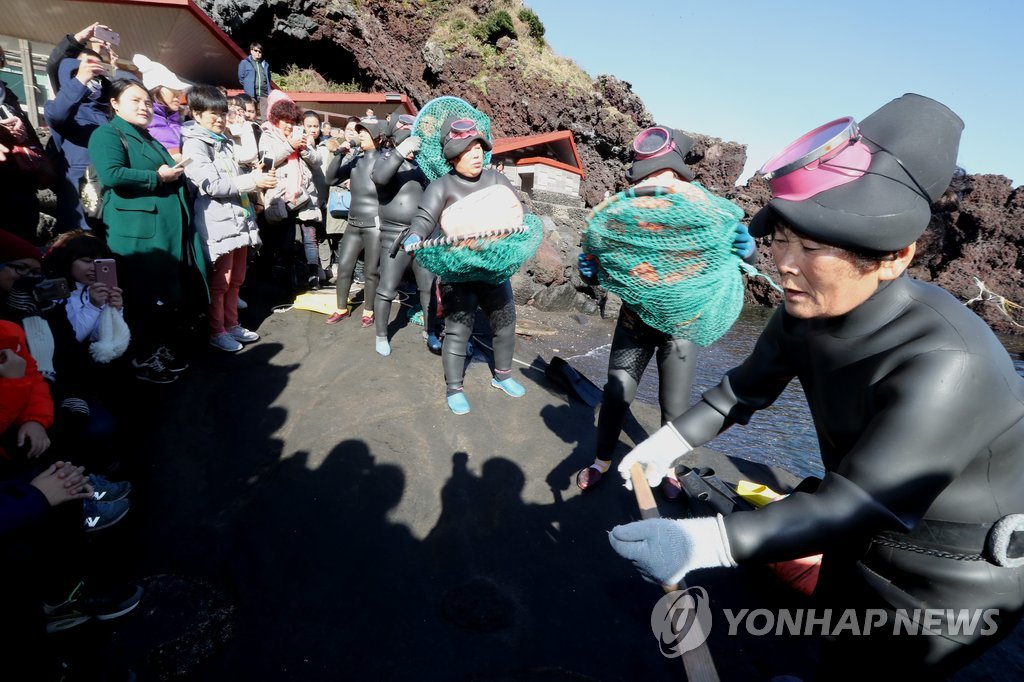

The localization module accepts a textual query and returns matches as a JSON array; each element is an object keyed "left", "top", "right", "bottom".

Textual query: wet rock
[
  {"left": 525, "top": 236, "right": 565, "bottom": 286},
  {"left": 532, "top": 282, "right": 577, "bottom": 311}
]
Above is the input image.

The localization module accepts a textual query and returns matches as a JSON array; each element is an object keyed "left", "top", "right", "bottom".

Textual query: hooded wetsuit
[
  {"left": 329, "top": 148, "right": 380, "bottom": 311},
  {"left": 672, "top": 273, "right": 1024, "bottom": 671},
  {"left": 408, "top": 168, "right": 525, "bottom": 392},
  {"left": 370, "top": 148, "right": 435, "bottom": 339}
]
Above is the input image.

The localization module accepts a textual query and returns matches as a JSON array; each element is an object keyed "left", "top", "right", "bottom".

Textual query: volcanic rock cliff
[{"left": 198, "top": 0, "right": 1024, "bottom": 333}]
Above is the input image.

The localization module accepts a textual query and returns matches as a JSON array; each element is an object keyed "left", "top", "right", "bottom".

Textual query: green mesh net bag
[
  {"left": 412, "top": 96, "right": 493, "bottom": 182},
  {"left": 583, "top": 183, "right": 747, "bottom": 346},
  {"left": 409, "top": 213, "right": 543, "bottom": 285}
]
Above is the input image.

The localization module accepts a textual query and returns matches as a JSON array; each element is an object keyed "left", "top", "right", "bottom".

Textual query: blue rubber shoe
[
  {"left": 491, "top": 377, "right": 526, "bottom": 398},
  {"left": 375, "top": 336, "right": 392, "bottom": 357},
  {"left": 426, "top": 332, "right": 442, "bottom": 355},
  {"left": 447, "top": 392, "right": 471, "bottom": 415}
]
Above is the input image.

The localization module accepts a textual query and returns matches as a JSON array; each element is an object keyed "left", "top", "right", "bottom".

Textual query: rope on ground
[
  {"left": 964, "top": 277, "right": 1024, "bottom": 327},
  {"left": 470, "top": 334, "right": 547, "bottom": 372}
]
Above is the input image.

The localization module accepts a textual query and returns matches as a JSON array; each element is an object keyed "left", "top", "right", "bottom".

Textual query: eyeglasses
[{"left": 2, "top": 262, "right": 43, "bottom": 277}]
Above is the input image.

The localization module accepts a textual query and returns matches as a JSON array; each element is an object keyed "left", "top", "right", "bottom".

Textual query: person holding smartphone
[
  {"left": 87, "top": 79, "right": 207, "bottom": 384},
  {"left": 182, "top": 85, "right": 274, "bottom": 353},
  {"left": 44, "top": 27, "right": 126, "bottom": 230}
]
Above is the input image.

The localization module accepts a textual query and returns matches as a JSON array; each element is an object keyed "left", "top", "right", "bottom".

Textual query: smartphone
[
  {"left": 93, "top": 26, "right": 121, "bottom": 46},
  {"left": 260, "top": 153, "right": 274, "bottom": 173},
  {"left": 174, "top": 157, "right": 194, "bottom": 169},
  {"left": 0, "top": 104, "right": 13, "bottom": 119},
  {"left": 94, "top": 258, "right": 118, "bottom": 289}
]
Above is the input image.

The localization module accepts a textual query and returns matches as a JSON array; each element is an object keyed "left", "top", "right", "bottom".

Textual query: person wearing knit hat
[
  {"left": 573, "top": 125, "right": 757, "bottom": 494},
  {"left": 400, "top": 114, "right": 527, "bottom": 415},
  {"left": 609, "top": 94, "right": 1024, "bottom": 677},
  {"left": 134, "top": 55, "right": 190, "bottom": 159},
  {"left": 0, "top": 229, "right": 42, "bottom": 266},
  {"left": 322, "top": 115, "right": 385, "bottom": 325},
  {"left": 370, "top": 112, "right": 435, "bottom": 357}
]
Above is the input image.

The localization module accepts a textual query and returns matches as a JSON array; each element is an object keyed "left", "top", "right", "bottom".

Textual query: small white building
[{"left": 491, "top": 130, "right": 585, "bottom": 199}]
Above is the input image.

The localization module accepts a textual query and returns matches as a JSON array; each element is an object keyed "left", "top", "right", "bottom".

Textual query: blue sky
[{"left": 527, "top": 0, "right": 1022, "bottom": 187}]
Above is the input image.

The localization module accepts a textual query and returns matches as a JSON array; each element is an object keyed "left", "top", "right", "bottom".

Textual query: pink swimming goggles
[
  {"left": 759, "top": 117, "right": 872, "bottom": 201},
  {"left": 448, "top": 118, "right": 479, "bottom": 140},
  {"left": 632, "top": 126, "right": 676, "bottom": 159}
]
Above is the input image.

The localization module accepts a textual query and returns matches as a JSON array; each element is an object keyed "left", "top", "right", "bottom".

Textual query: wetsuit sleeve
[
  {"left": 408, "top": 178, "right": 448, "bottom": 239},
  {"left": 370, "top": 150, "right": 404, "bottom": 187},
  {"left": 328, "top": 152, "right": 360, "bottom": 186},
  {"left": 671, "top": 308, "right": 797, "bottom": 445},
  {"left": 725, "top": 349, "right": 1016, "bottom": 563}
]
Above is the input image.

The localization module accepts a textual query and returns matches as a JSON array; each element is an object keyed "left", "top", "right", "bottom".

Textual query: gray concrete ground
[{"left": 77, "top": 288, "right": 1023, "bottom": 681}]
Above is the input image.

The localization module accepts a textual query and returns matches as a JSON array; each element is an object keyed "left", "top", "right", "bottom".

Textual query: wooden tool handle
[{"left": 629, "top": 463, "right": 720, "bottom": 682}]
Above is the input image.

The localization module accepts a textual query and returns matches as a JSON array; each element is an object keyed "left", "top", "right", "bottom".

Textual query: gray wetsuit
[
  {"left": 329, "top": 148, "right": 380, "bottom": 310},
  {"left": 371, "top": 148, "right": 434, "bottom": 338}
]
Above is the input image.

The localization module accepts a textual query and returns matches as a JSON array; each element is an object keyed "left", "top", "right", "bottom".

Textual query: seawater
[{"left": 564, "top": 306, "right": 1024, "bottom": 481}]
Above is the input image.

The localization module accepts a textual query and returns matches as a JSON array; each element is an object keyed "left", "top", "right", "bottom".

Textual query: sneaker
[
  {"left": 156, "top": 346, "right": 189, "bottom": 373},
  {"left": 447, "top": 392, "right": 471, "bottom": 415},
  {"left": 326, "top": 309, "right": 351, "bottom": 325},
  {"left": 89, "top": 474, "right": 131, "bottom": 502},
  {"left": 44, "top": 582, "right": 143, "bottom": 633},
  {"left": 426, "top": 332, "right": 442, "bottom": 355},
  {"left": 132, "top": 355, "right": 178, "bottom": 384},
  {"left": 228, "top": 325, "right": 260, "bottom": 344},
  {"left": 83, "top": 499, "right": 130, "bottom": 532},
  {"left": 237, "top": 296, "right": 249, "bottom": 310},
  {"left": 209, "top": 332, "right": 243, "bottom": 353},
  {"left": 491, "top": 377, "right": 526, "bottom": 398}
]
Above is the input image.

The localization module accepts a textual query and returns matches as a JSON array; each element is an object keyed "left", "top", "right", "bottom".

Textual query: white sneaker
[
  {"left": 228, "top": 325, "right": 260, "bottom": 343},
  {"left": 237, "top": 297, "right": 248, "bottom": 310},
  {"left": 209, "top": 332, "right": 243, "bottom": 352}
]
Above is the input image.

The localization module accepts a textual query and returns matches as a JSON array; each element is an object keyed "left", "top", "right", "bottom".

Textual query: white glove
[
  {"left": 618, "top": 422, "right": 693, "bottom": 489},
  {"left": 608, "top": 515, "right": 736, "bottom": 586},
  {"left": 396, "top": 135, "right": 422, "bottom": 157}
]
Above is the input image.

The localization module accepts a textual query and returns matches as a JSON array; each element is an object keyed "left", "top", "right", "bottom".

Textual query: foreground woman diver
[
  {"left": 372, "top": 113, "right": 437, "bottom": 356},
  {"left": 608, "top": 94, "right": 1024, "bottom": 677},
  {"left": 575, "top": 126, "right": 758, "bottom": 494},
  {"left": 402, "top": 116, "right": 527, "bottom": 415}
]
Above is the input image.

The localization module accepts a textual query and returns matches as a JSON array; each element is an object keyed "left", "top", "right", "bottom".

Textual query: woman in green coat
[{"left": 87, "top": 79, "right": 207, "bottom": 384}]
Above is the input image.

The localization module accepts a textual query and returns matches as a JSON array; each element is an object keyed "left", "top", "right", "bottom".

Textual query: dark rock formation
[{"left": 194, "top": 0, "right": 1023, "bottom": 332}]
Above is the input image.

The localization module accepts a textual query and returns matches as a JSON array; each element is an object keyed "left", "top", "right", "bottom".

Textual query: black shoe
[
  {"left": 131, "top": 355, "right": 178, "bottom": 384},
  {"left": 156, "top": 346, "right": 189, "bottom": 373},
  {"left": 44, "top": 582, "right": 144, "bottom": 633}
]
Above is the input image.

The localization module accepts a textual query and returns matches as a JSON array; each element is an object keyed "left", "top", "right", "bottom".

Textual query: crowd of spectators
[{"left": 0, "top": 22, "right": 373, "bottom": 678}]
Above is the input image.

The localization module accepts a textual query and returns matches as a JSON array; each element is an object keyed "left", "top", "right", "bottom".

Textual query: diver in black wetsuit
[
  {"left": 403, "top": 116, "right": 526, "bottom": 415},
  {"left": 371, "top": 112, "right": 439, "bottom": 356},
  {"left": 608, "top": 94, "right": 1024, "bottom": 678},
  {"left": 575, "top": 127, "right": 758, "bottom": 494},
  {"left": 325, "top": 116, "right": 383, "bottom": 326}
]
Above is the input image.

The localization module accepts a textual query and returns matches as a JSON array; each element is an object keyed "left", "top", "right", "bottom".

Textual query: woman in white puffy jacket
[{"left": 181, "top": 85, "right": 276, "bottom": 353}]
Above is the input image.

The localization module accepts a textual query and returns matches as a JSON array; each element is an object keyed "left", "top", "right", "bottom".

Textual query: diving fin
[{"left": 545, "top": 356, "right": 603, "bottom": 407}]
